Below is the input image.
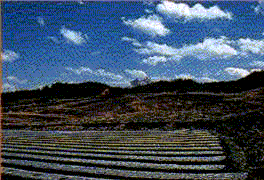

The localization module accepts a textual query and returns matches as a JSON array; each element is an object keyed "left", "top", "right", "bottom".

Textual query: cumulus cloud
[
  {"left": 151, "top": 76, "right": 174, "bottom": 82},
  {"left": 3, "top": 77, "right": 27, "bottom": 92},
  {"left": 123, "top": 36, "right": 263, "bottom": 68},
  {"left": 142, "top": 56, "right": 168, "bottom": 65},
  {"left": 37, "top": 17, "right": 45, "bottom": 26},
  {"left": 250, "top": 68, "right": 263, "bottom": 73},
  {"left": 2, "top": 83, "right": 15, "bottom": 92},
  {"left": 177, "top": 37, "right": 238, "bottom": 60},
  {"left": 250, "top": 60, "right": 264, "bottom": 67},
  {"left": 141, "top": 0, "right": 155, "bottom": 5},
  {"left": 135, "top": 36, "right": 237, "bottom": 61},
  {"left": 107, "top": 79, "right": 132, "bottom": 87},
  {"left": 121, "top": 37, "right": 142, "bottom": 47},
  {"left": 136, "top": 41, "right": 178, "bottom": 56},
  {"left": 121, "top": 37, "right": 137, "bottom": 42},
  {"left": 145, "top": 9, "right": 153, "bottom": 13},
  {"left": 156, "top": 1, "right": 232, "bottom": 21},
  {"left": 125, "top": 69, "right": 148, "bottom": 78},
  {"left": 122, "top": 15, "right": 170, "bottom": 37},
  {"left": 94, "top": 69, "right": 124, "bottom": 80},
  {"left": 60, "top": 27, "right": 87, "bottom": 45},
  {"left": 167, "top": 55, "right": 182, "bottom": 62},
  {"left": 175, "top": 74, "right": 195, "bottom": 80},
  {"left": 2, "top": 50, "right": 19, "bottom": 62},
  {"left": 224, "top": 67, "right": 250, "bottom": 77},
  {"left": 195, "top": 77, "right": 218, "bottom": 83},
  {"left": 255, "top": 5, "right": 261, "bottom": 13},
  {"left": 66, "top": 67, "right": 93, "bottom": 74},
  {"left": 235, "top": 38, "right": 264, "bottom": 55},
  {"left": 254, "top": 2, "right": 264, "bottom": 15},
  {"left": 174, "top": 74, "right": 218, "bottom": 83},
  {"left": 151, "top": 74, "right": 205, "bottom": 82},
  {"left": 7, "top": 76, "right": 27, "bottom": 84}
]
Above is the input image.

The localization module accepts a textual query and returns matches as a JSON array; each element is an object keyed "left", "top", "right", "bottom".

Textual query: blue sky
[{"left": 2, "top": 1, "right": 264, "bottom": 92}]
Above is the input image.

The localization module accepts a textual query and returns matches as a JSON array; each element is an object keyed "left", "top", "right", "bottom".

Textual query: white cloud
[
  {"left": 47, "top": 36, "right": 59, "bottom": 43},
  {"left": 142, "top": 56, "right": 168, "bottom": 65},
  {"left": 254, "top": 3, "right": 264, "bottom": 14},
  {"left": 125, "top": 69, "right": 148, "bottom": 79},
  {"left": 122, "top": 15, "right": 170, "bottom": 37},
  {"left": 175, "top": 74, "right": 218, "bottom": 83},
  {"left": 142, "top": 0, "right": 155, "bottom": 5},
  {"left": 78, "top": 67, "right": 93, "bottom": 74},
  {"left": 66, "top": 67, "right": 93, "bottom": 74},
  {"left": 107, "top": 79, "right": 132, "bottom": 87},
  {"left": 66, "top": 81, "right": 76, "bottom": 84},
  {"left": 37, "top": 17, "right": 45, "bottom": 26},
  {"left": 152, "top": 77, "right": 173, "bottom": 82},
  {"left": 145, "top": 9, "right": 153, "bottom": 13},
  {"left": 255, "top": 5, "right": 261, "bottom": 13},
  {"left": 38, "top": 84, "right": 52, "bottom": 90},
  {"left": 136, "top": 41, "right": 178, "bottom": 56},
  {"left": 3, "top": 76, "right": 27, "bottom": 92},
  {"left": 121, "top": 37, "right": 142, "bottom": 47},
  {"left": 167, "top": 55, "right": 182, "bottom": 62},
  {"left": 156, "top": 1, "right": 232, "bottom": 21},
  {"left": 7, "top": 76, "right": 27, "bottom": 84},
  {"left": 135, "top": 37, "right": 237, "bottom": 61},
  {"left": 90, "top": 51, "right": 101, "bottom": 56},
  {"left": 177, "top": 37, "right": 238, "bottom": 60},
  {"left": 153, "top": 74, "right": 214, "bottom": 82},
  {"left": 60, "top": 27, "right": 87, "bottom": 45},
  {"left": 250, "top": 60, "right": 264, "bottom": 67},
  {"left": 124, "top": 37, "right": 263, "bottom": 66},
  {"left": 224, "top": 67, "right": 250, "bottom": 77},
  {"left": 121, "top": 37, "right": 136, "bottom": 42},
  {"left": 66, "top": 67, "right": 74, "bottom": 72},
  {"left": 78, "top": 0, "right": 84, "bottom": 5},
  {"left": 235, "top": 38, "right": 264, "bottom": 55},
  {"left": 175, "top": 74, "right": 195, "bottom": 80},
  {"left": 2, "top": 83, "right": 15, "bottom": 92},
  {"left": 2, "top": 50, "right": 19, "bottom": 62},
  {"left": 250, "top": 68, "right": 263, "bottom": 73},
  {"left": 195, "top": 77, "right": 218, "bottom": 83},
  {"left": 95, "top": 69, "right": 124, "bottom": 80}
]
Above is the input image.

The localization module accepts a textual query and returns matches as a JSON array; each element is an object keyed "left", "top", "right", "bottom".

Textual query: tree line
[{"left": 2, "top": 71, "right": 264, "bottom": 106}]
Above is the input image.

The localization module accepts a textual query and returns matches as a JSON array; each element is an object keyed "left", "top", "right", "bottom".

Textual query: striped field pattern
[{"left": 2, "top": 129, "right": 248, "bottom": 179}]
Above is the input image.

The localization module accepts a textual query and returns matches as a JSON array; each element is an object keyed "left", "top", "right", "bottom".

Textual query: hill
[
  {"left": 2, "top": 71, "right": 264, "bottom": 175},
  {"left": 2, "top": 71, "right": 264, "bottom": 107}
]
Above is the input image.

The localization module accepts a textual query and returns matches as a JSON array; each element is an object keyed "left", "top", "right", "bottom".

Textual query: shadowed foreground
[{"left": 2, "top": 129, "right": 248, "bottom": 179}]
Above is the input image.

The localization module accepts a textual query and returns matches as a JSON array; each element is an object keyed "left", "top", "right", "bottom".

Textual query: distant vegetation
[
  {"left": 2, "top": 81, "right": 110, "bottom": 106},
  {"left": 2, "top": 71, "right": 264, "bottom": 106}
]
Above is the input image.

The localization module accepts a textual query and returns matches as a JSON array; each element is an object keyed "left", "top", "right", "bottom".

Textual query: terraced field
[{"left": 2, "top": 129, "right": 248, "bottom": 179}]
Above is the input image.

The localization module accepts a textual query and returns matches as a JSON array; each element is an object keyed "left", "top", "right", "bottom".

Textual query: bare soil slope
[{"left": 2, "top": 88, "right": 264, "bottom": 177}]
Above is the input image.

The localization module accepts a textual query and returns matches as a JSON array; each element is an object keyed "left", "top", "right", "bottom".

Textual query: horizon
[
  {"left": 3, "top": 69, "right": 264, "bottom": 93},
  {"left": 2, "top": 1, "right": 264, "bottom": 92}
]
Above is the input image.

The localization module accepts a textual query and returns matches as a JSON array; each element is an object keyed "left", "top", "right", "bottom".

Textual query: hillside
[
  {"left": 2, "top": 71, "right": 264, "bottom": 176},
  {"left": 2, "top": 71, "right": 264, "bottom": 107}
]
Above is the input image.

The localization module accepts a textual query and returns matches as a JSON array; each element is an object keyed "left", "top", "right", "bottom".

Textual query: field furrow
[{"left": 2, "top": 130, "right": 248, "bottom": 179}]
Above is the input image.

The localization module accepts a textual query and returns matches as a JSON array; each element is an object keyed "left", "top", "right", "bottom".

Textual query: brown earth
[{"left": 2, "top": 88, "right": 264, "bottom": 177}]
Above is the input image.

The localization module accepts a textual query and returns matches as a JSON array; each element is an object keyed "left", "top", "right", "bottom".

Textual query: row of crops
[{"left": 2, "top": 129, "right": 248, "bottom": 179}]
